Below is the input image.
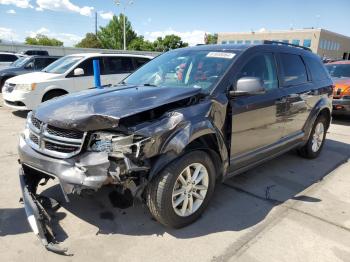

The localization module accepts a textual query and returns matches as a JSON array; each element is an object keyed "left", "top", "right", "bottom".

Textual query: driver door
[{"left": 229, "top": 52, "right": 286, "bottom": 170}]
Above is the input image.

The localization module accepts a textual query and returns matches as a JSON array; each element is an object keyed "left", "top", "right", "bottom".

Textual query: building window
[
  {"left": 229, "top": 41, "right": 235, "bottom": 44},
  {"left": 292, "top": 39, "right": 300, "bottom": 45},
  {"left": 237, "top": 40, "right": 243, "bottom": 44},
  {"left": 221, "top": 41, "right": 227, "bottom": 44},
  {"left": 245, "top": 40, "right": 251, "bottom": 44},
  {"left": 253, "top": 40, "right": 261, "bottom": 44},
  {"left": 303, "top": 39, "right": 311, "bottom": 48}
]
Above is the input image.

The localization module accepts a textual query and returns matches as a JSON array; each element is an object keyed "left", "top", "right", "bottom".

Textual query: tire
[
  {"left": 146, "top": 150, "right": 216, "bottom": 228},
  {"left": 298, "top": 115, "right": 328, "bottom": 159},
  {"left": 42, "top": 90, "right": 67, "bottom": 102}
]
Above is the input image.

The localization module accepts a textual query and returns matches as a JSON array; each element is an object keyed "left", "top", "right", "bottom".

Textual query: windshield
[
  {"left": 325, "top": 64, "right": 350, "bottom": 78},
  {"left": 42, "top": 56, "right": 83, "bottom": 74},
  {"left": 11, "top": 57, "right": 31, "bottom": 67},
  {"left": 124, "top": 49, "right": 236, "bottom": 93}
]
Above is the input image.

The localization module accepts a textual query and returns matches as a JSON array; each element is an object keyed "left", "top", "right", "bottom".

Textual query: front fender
[{"left": 148, "top": 119, "right": 229, "bottom": 180}]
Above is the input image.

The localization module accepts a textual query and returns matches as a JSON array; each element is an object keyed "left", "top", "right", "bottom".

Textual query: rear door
[
  {"left": 277, "top": 53, "right": 316, "bottom": 137},
  {"left": 229, "top": 52, "right": 286, "bottom": 170},
  {"left": 103, "top": 56, "right": 135, "bottom": 85}
]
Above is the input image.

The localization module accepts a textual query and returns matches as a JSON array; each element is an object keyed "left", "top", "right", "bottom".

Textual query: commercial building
[{"left": 218, "top": 28, "right": 350, "bottom": 60}]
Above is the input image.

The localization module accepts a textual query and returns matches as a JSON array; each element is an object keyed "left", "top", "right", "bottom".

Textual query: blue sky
[{"left": 0, "top": 0, "right": 350, "bottom": 46}]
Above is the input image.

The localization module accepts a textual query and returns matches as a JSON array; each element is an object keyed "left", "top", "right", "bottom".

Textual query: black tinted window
[
  {"left": 104, "top": 57, "right": 134, "bottom": 74},
  {"left": 238, "top": 53, "right": 278, "bottom": 90},
  {"left": 34, "top": 58, "right": 51, "bottom": 69},
  {"left": 304, "top": 56, "right": 330, "bottom": 81},
  {"left": 77, "top": 58, "right": 104, "bottom": 76},
  {"left": 134, "top": 57, "right": 150, "bottom": 69},
  {"left": 0, "top": 54, "right": 17, "bottom": 62},
  {"left": 280, "top": 53, "right": 308, "bottom": 86}
]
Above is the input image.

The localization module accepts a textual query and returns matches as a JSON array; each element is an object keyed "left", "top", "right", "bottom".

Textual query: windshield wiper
[{"left": 143, "top": 83, "right": 158, "bottom": 87}]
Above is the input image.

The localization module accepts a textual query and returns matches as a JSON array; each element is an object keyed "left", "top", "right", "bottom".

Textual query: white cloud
[
  {"left": 6, "top": 8, "right": 16, "bottom": 13},
  {"left": 27, "top": 27, "right": 82, "bottom": 46},
  {"left": 144, "top": 29, "right": 207, "bottom": 46},
  {"left": 0, "top": 0, "right": 32, "bottom": 8},
  {"left": 0, "top": 27, "right": 18, "bottom": 40},
  {"left": 99, "top": 11, "right": 113, "bottom": 20},
  {"left": 36, "top": 0, "right": 94, "bottom": 16}
]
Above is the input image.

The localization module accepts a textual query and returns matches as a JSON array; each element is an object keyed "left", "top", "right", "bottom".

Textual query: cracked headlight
[{"left": 88, "top": 132, "right": 148, "bottom": 158}]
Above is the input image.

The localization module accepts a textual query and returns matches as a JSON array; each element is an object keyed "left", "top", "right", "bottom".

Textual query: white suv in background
[
  {"left": 0, "top": 52, "right": 25, "bottom": 69},
  {"left": 2, "top": 53, "right": 152, "bottom": 110}
]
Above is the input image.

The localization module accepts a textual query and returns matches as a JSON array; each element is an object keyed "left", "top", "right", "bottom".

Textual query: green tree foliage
[
  {"left": 97, "top": 14, "right": 136, "bottom": 49},
  {"left": 75, "top": 33, "right": 102, "bottom": 48},
  {"left": 152, "top": 34, "right": 188, "bottom": 52},
  {"left": 205, "top": 33, "right": 218, "bottom": 44},
  {"left": 128, "top": 36, "right": 154, "bottom": 51},
  {"left": 25, "top": 34, "right": 63, "bottom": 46}
]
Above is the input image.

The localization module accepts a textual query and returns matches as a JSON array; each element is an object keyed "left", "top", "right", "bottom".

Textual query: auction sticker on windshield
[{"left": 206, "top": 52, "right": 236, "bottom": 59}]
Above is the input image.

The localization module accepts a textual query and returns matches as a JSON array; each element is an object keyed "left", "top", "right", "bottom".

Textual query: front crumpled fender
[{"left": 140, "top": 97, "right": 230, "bottom": 181}]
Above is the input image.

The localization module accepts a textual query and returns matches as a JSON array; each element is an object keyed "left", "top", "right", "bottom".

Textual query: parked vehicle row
[
  {"left": 325, "top": 61, "right": 350, "bottom": 115},
  {"left": 17, "top": 42, "right": 333, "bottom": 253},
  {"left": 2, "top": 53, "right": 152, "bottom": 110},
  {"left": 0, "top": 52, "right": 26, "bottom": 69},
  {"left": 0, "top": 55, "right": 61, "bottom": 91}
]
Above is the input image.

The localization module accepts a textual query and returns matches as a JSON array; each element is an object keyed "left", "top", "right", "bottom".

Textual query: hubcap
[
  {"left": 311, "top": 122, "right": 325, "bottom": 152},
  {"left": 171, "top": 163, "right": 209, "bottom": 217}
]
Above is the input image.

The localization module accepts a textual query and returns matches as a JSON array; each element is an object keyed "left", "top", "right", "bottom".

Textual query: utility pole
[
  {"left": 95, "top": 12, "right": 97, "bottom": 35},
  {"left": 115, "top": 0, "right": 134, "bottom": 50}
]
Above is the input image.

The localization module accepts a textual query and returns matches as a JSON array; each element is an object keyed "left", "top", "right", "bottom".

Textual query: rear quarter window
[
  {"left": 0, "top": 54, "right": 17, "bottom": 62},
  {"left": 303, "top": 56, "right": 330, "bottom": 81},
  {"left": 280, "top": 53, "right": 308, "bottom": 86}
]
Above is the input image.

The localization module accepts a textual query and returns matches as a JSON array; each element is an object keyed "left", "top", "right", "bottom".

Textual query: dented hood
[{"left": 34, "top": 85, "right": 201, "bottom": 131}]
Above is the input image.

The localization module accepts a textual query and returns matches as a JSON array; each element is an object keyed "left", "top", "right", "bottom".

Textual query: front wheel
[
  {"left": 298, "top": 115, "right": 328, "bottom": 159},
  {"left": 146, "top": 151, "right": 216, "bottom": 228}
]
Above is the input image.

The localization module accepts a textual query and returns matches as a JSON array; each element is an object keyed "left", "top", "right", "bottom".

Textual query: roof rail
[{"left": 262, "top": 40, "right": 311, "bottom": 51}]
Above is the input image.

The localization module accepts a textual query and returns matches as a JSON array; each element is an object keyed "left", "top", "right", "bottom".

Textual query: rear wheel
[
  {"left": 298, "top": 115, "right": 327, "bottom": 159},
  {"left": 42, "top": 90, "right": 67, "bottom": 102},
  {"left": 146, "top": 151, "right": 216, "bottom": 228}
]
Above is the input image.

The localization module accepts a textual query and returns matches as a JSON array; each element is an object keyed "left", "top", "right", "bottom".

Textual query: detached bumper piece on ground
[{"left": 19, "top": 168, "right": 69, "bottom": 255}]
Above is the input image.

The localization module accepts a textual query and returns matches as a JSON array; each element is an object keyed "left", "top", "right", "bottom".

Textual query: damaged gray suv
[{"left": 18, "top": 42, "right": 333, "bottom": 253}]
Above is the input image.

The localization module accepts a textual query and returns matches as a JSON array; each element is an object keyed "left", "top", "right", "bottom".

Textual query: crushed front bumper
[{"left": 19, "top": 168, "right": 68, "bottom": 255}]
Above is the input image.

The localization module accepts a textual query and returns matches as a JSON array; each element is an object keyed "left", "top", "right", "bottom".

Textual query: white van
[{"left": 2, "top": 53, "right": 152, "bottom": 110}]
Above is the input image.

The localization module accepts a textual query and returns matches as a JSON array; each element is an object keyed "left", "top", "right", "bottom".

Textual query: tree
[
  {"left": 205, "top": 33, "right": 218, "bottom": 44},
  {"left": 152, "top": 34, "right": 188, "bottom": 52},
  {"left": 128, "top": 36, "right": 154, "bottom": 51},
  {"left": 25, "top": 34, "right": 63, "bottom": 46},
  {"left": 97, "top": 14, "right": 137, "bottom": 50},
  {"left": 75, "top": 33, "right": 102, "bottom": 48}
]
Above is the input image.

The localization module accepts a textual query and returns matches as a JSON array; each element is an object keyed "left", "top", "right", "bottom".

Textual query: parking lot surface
[{"left": 0, "top": 100, "right": 349, "bottom": 262}]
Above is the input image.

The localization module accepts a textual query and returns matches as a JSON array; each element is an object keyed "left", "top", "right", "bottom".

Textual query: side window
[
  {"left": 303, "top": 56, "right": 330, "bottom": 81},
  {"left": 238, "top": 53, "right": 278, "bottom": 91},
  {"left": 34, "top": 58, "right": 49, "bottom": 70},
  {"left": 104, "top": 57, "right": 134, "bottom": 74},
  {"left": 133, "top": 57, "right": 150, "bottom": 69},
  {"left": 75, "top": 58, "right": 105, "bottom": 76},
  {"left": 0, "top": 54, "right": 17, "bottom": 62},
  {"left": 280, "top": 53, "right": 308, "bottom": 86}
]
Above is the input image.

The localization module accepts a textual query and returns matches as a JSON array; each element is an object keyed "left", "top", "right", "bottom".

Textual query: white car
[
  {"left": 0, "top": 52, "right": 25, "bottom": 69},
  {"left": 2, "top": 53, "right": 152, "bottom": 110}
]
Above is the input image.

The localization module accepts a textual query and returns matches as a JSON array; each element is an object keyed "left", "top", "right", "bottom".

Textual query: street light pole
[{"left": 115, "top": 0, "right": 133, "bottom": 50}]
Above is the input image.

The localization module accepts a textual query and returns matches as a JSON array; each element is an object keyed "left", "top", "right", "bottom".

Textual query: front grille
[
  {"left": 26, "top": 112, "right": 86, "bottom": 159},
  {"left": 47, "top": 125, "right": 84, "bottom": 139},
  {"left": 45, "top": 141, "right": 79, "bottom": 153},
  {"left": 31, "top": 114, "right": 42, "bottom": 129}
]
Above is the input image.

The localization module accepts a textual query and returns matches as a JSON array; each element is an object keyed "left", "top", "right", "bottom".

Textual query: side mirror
[
  {"left": 74, "top": 68, "right": 84, "bottom": 76},
  {"left": 230, "top": 77, "right": 265, "bottom": 97},
  {"left": 25, "top": 62, "right": 34, "bottom": 70}
]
